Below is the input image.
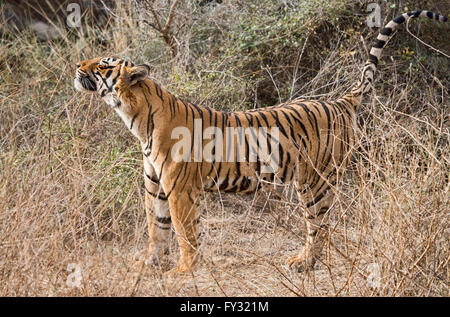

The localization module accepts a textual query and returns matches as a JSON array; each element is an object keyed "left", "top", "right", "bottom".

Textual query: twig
[
  {"left": 141, "top": 0, "right": 180, "bottom": 58},
  {"left": 405, "top": 18, "right": 450, "bottom": 59}
]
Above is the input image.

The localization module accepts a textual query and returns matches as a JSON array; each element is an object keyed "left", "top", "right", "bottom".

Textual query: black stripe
[
  {"left": 212, "top": 161, "right": 223, "bottom": 185},
  {"left": 156, "top": 216, "right": 171, "bottom": 224},
  {"left": 177, "top": 163, "right": 193, "bottom": 194},
  {"left": 184, "top": 102, "right": 189, "bottom": 123},
  {"left": 190, "top": 102, "right": 204, "bottom": 118},
  {"left": 317, "top": 101, "right": 332, "bottom": 165},
  {"left": 234, "top": 113, "right": 242, "bottom": 127},
  {"left": 268, "top": 111, "right": 289, "bottom": 139},
  {"left": 368, "top": 54, "right": 378, "bottom": 65},
  {"left": 334, "top": 100, "right": 352, "bottom": 118},
  {"left": 187, "top": 194, "right": 195, "bottom": 204},
  {"left": 244, "top": 131, "right": 250, "bottom": 164},
  {"left": 153, "top": 222, "right": 170, "bottom": 230},
  {"left": 374, "top": 39, "right": 385, "bottom": 49},
  {"left": 130, "top": 113, "right": 138, "bottom": 130},
  {"left": 158, "top": 151, "right": 170, "bottom": 180},
  {"left": 304, "top": 106, "right": 320, "bottom": 166},
  {"left": 244, "top": 113, "right": 253, "bottom": 127},
  {"left": 145, "top": 186, "right": 168, "bottom": 201},
  {"left": 110, "top": 68, "right": 121, "bottom": 89},
  {"left": 205, "top": 105, "right": 213, "bottom": 120},
  {"left": 380, "top": 27, "right": 392, "bottom": 36},
  {"left": 232, "top": 163, "right": 241, "bottom": 186},
  {"left": 144, "top": 172, "right": 159, "bottom": 184},
  {"left": 219, "top": 170, "right": 230, "bottom": 191},
  {"left": 146, "top": 109, "right": 154, "bottom": 147},
  {"left": 165, "top": 162, "right": 187, "bottom": 199},
  {"left": 306, "top": 187, "right": 329, "bottom": 208},
  {"left": 239, "top": 177, "right": 251, "bottom": 191},
  {"left": 393, "top": 15, "right": 405, "bottom": 24},
  {"left": 168, "top": 94, "right": 174, "bottom": 118},
  {"left": 285, "top": 106, "right": 310, "bottom": 149},
  {"left": 259, "top": 112, "right": 270, "bottom": 126},
  {"left": 279, "top": 110, "right": 298, "bottom": 149},
  {"left": 155, "top": 83, "right": 163, "bottom": 99},
  {"left": 281, "top": 152, "right": 290, "bottom": 181}
]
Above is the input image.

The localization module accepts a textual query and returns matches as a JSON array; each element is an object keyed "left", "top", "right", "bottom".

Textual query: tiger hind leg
[{"left": 288, "top": 181, "right": 335, "bottom": 272}]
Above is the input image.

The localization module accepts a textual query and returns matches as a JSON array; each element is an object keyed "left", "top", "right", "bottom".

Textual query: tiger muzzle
[{"left": 79, "top": 76, "right": 97, "bottom": 91}]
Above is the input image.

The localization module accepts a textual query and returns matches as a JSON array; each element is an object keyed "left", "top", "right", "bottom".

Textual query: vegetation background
[{"left": 0, "top": 0, "right": 448, "bottom": 296}]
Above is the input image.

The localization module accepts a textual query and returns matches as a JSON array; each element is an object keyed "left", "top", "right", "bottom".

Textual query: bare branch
[
  {"left": 163, "top": 0, "right": 180, "bottom": 33},
  {"left": 147, "top": 1, "right": 164, "bottom": 32}
]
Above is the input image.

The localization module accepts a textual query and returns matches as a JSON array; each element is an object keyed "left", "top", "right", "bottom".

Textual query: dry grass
[{"left": 0, "top": 0, "right": 448, "bottom": 296}]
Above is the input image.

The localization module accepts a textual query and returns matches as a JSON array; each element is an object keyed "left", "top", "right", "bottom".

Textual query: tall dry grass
[{"left": 0, "top": 0, "right": 448, "bottom": 296}]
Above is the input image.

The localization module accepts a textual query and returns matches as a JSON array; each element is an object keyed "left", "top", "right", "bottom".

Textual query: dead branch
[{"left": 139, "top": 0, "right": 180, "bottom": 59}]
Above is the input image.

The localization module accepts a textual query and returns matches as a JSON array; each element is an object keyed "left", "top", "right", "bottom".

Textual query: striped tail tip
[{"left": 351, "top": 9, "right": 447, "bottom": 98}]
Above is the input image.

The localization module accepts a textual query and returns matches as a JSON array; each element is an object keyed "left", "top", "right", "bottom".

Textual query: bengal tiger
[{"left": 74, "top": 10, "right": 447, "bottom": 274}]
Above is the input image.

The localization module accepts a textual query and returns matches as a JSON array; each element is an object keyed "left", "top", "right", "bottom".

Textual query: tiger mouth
[{"left": 74, "top": 75, "right": 97, "bottom": 92}]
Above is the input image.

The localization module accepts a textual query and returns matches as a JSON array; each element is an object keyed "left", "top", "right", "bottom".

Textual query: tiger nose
[{"left": 76, "top": 63, "right": 80, "bottom": 68}]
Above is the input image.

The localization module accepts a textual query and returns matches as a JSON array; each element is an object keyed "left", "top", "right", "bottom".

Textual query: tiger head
[{"left": 74, "top": 57, "right": 150, "bottom": 107}]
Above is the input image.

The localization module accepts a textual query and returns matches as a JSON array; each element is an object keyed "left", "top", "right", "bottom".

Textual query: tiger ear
[{"left": 126, "top": 64, "right": 150, "bottom": 86}]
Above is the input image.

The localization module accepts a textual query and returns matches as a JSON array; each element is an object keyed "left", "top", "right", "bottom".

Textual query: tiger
[{"left": 74, "top": 10, "right": 447, "bottom": 274}]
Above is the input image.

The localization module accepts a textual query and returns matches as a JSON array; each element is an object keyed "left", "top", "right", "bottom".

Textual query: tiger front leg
[
  {"left": 167, "top": 191, "right": 201, "bottom": 274},
  {"left": 145, "top": 191, "right": 172, "bottom": 267},
  {"left": 143, "top": 159, "right": 172, "bottom": 267}
]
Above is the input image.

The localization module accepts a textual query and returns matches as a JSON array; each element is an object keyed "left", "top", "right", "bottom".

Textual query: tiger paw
[
  {"left": 286, "top": 255, "right": 315, "bottom": 273},
  {"left": 145, "top": 246, "right": 168, "bottom": 267},
  {"left": 165, "top": 264, "right": 193, "bottom": 277},
  {"left": 145, "top": 253, "right": 163, "bottom": 267}
]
